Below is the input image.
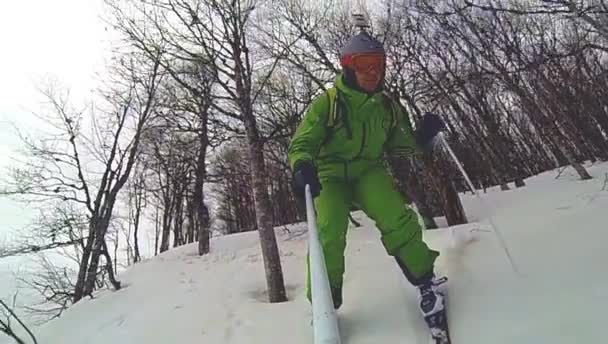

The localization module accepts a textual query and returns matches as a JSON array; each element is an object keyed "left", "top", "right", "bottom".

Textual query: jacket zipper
[
  {"left": 342, "top": 101, "right": 353, "bottom": 139},
  {"left": 351, "top": 95, "right": 376, "bottom": 159},
  {"left": 352, "top": 122, "right": 366, "bottom": 160}
]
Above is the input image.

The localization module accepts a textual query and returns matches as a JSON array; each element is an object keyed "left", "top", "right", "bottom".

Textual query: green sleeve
[
  {"left": 385, "top": 103, "right": 422, "bottom": 158},
  {"left": 287, "top": 92, "right": 330, "bottom": 170}
]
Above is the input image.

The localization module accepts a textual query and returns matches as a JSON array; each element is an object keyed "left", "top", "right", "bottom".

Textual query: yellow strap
[{"left": 326, "top": 87, "right": 338, "bottom": 128}]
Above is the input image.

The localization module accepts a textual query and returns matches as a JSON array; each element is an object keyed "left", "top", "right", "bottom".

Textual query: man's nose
[{"left": 366, "top": 67, "right": 381, "bottom": 77}]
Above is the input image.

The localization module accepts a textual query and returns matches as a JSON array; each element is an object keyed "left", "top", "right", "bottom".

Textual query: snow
[{"left": 3, "top": 162, "right": 608, "bottom": 344}]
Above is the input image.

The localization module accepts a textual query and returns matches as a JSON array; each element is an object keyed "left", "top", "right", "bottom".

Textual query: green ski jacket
[{"left": 288, "top": 74, "right": 421, "bottom": 181}]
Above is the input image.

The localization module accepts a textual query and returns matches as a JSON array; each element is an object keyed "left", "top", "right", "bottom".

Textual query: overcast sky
[{"left": 0, "top": 0, "right": 111, "bottom": 238}]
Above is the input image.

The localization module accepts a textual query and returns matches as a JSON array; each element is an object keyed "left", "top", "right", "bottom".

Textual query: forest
[{"left": 1, "top": 2, "right": 607, "bottom": 338}]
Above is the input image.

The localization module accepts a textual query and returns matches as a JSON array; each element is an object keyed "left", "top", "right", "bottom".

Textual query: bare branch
[{"left": 0, "top": 296, "right": 38, "bottom": 344}]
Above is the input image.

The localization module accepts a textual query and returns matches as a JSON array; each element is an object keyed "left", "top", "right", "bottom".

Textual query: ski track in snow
[{"left": 2, "top": 162, "right": 608, "bottom": 344}]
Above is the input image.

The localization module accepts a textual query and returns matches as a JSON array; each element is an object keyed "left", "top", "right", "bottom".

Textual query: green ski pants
[{"left": 306, "top": 164, "right": 439, "bottom": 301}]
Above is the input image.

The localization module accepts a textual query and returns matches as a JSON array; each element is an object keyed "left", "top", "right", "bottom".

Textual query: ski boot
[{"left": 331, "top": 286, "right": 343, "bottom": 310}]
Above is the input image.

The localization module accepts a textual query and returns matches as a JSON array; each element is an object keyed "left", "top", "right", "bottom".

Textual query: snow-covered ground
[{"left": 3, "top": 162, "right": 608, "bottom": 344}]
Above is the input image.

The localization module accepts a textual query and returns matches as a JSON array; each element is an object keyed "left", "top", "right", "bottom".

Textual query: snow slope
[{"left": 5, "top": 162, "right": 608, "bottom": 344}]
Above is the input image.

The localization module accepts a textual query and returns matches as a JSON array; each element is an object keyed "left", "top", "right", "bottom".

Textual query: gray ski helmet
[{"left": 339, "top": 32, "right": 385, "bottom": 63}]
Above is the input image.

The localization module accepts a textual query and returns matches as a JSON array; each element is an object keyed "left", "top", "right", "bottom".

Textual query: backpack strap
[
  {"left": 326, "top": 87, "right": 339, "bottom": 128},
  {"left": 323, "top": 87, "right": 352, "bottom": 144}
]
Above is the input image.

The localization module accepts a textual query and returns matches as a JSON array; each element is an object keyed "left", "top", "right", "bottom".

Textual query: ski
[
  {"left": 420, "top": 277, "right": 451, "bottom": 344},
  {"left": 425, "top": 306, "right": 451, "bottom": 344}
]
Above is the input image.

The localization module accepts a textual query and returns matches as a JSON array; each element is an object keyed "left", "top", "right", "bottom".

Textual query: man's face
[
  {"left": 349, "top": 53, "right": 385, "bottom": 93},
  {"left": 354, "top": 67, "right": 383, "bottom": 93}
]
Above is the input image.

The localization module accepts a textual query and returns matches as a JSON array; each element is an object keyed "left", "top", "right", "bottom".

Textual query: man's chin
[{"left": 361, "top": 83, "right": 379, "bottom": 92}]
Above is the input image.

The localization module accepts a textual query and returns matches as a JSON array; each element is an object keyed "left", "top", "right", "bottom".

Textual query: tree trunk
[
  {"left": 160, "top": 213, "right": 171, "bottom": 253},
  {"left": 83, "top": 237, "right": 103, "bottom": 296},
  {"left": 186, "top": 197, "right": 195, "bottom": 244},
  {"left": 246, "top": 131, "right": 287, "bottom": 303},
  {"left": 198, "top": 204, "right": 210, "bottom": 255},
  {"left": 572, "top": 162, "right": 593, "bottom": 180},
  {"left": 441, "top": 180, "right": 468, "bottom": 226},
  {"left": 160, "top": 197, "right": 173, "bottom": 252},
  {"left": 154, "top": 206, "right": 160, "bottom": 256},
  {"left": 173, "top": 191, "right": 184, "bottom": 248},
  {"left": 102, "top": 241, "right": 122, "bottom": 290},
  {"left": 229, "top": 17, "right": 287, "bottom": 300},
  {"left": 553, "top": 126, "right": 593, "bottom": 180},
  {"left": 113, "top": 234, "right": 119, "bottom": 274},
  {"left": 194, "top": 127, "right": 210, "bottom": 255},
  {"left": 133, "top": 203, "right": 141, "bottom": 263},
  {"left": 83, "top": 210, "right": 114, "bottom": 296},
  {"left": 428, "top": 156, "right": 468, "bottom": 226},
  {"left": 73, "top": 220, "right": 97, "bottom": 303}
]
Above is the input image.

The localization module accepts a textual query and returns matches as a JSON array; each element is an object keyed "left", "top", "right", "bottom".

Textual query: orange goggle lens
[{"left": 347, "top": 54, "right": 385, "bottom": 73}]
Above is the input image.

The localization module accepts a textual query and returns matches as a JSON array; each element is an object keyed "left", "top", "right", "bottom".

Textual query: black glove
[
  {"left": 415, "top": 112, "right": 446, "bottom": 149},
  {"left": 292, "top": 160, "right": 322, "bottom": 201}
]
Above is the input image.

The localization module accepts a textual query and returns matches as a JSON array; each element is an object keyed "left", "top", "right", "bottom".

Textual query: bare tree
[
  {"left": 106, "top": 0, "right": 223, "bottom": 256},
  {"left": 375, "top": 0, "right": 599, "bottom": 183},
  {"left": 1, "top": 46, "right": 164, "bottom": 304},
  {"left": 106, "top": 0, "right": 302, "bottom": 302},
  {"left": 0, "top": 294, "right": 38, "bottom": 344},
  {"left": 462, "top": 0, "right": 608, "bottom": 46},
  {"left": 73, "top": 50, "right": 164, "bottom": 302},
  {"left": 211, "top": 143, "right": 257, "bottom": 234},
  {"left": 196, "top": 0, "right": 290, "bottom": 302},
  {"left": 18, "top": 254, "right": 77, "bottom": 323}
]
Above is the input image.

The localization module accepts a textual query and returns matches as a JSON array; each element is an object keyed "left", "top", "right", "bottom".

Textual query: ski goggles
[{"left": 341, "top": 53, "right": 386, "bottom": 73}]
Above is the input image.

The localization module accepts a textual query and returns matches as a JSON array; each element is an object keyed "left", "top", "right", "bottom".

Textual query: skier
[{"left": 287, "top": 30, "right": 449, "bottom": 341}]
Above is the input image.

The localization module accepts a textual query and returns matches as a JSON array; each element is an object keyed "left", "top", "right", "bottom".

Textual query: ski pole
[
  {"left": 305, "top": 185, "right": 341, "bottom": 344},
  {"left": 436, "top": 132, "right": 520, "bottom": 275}
]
